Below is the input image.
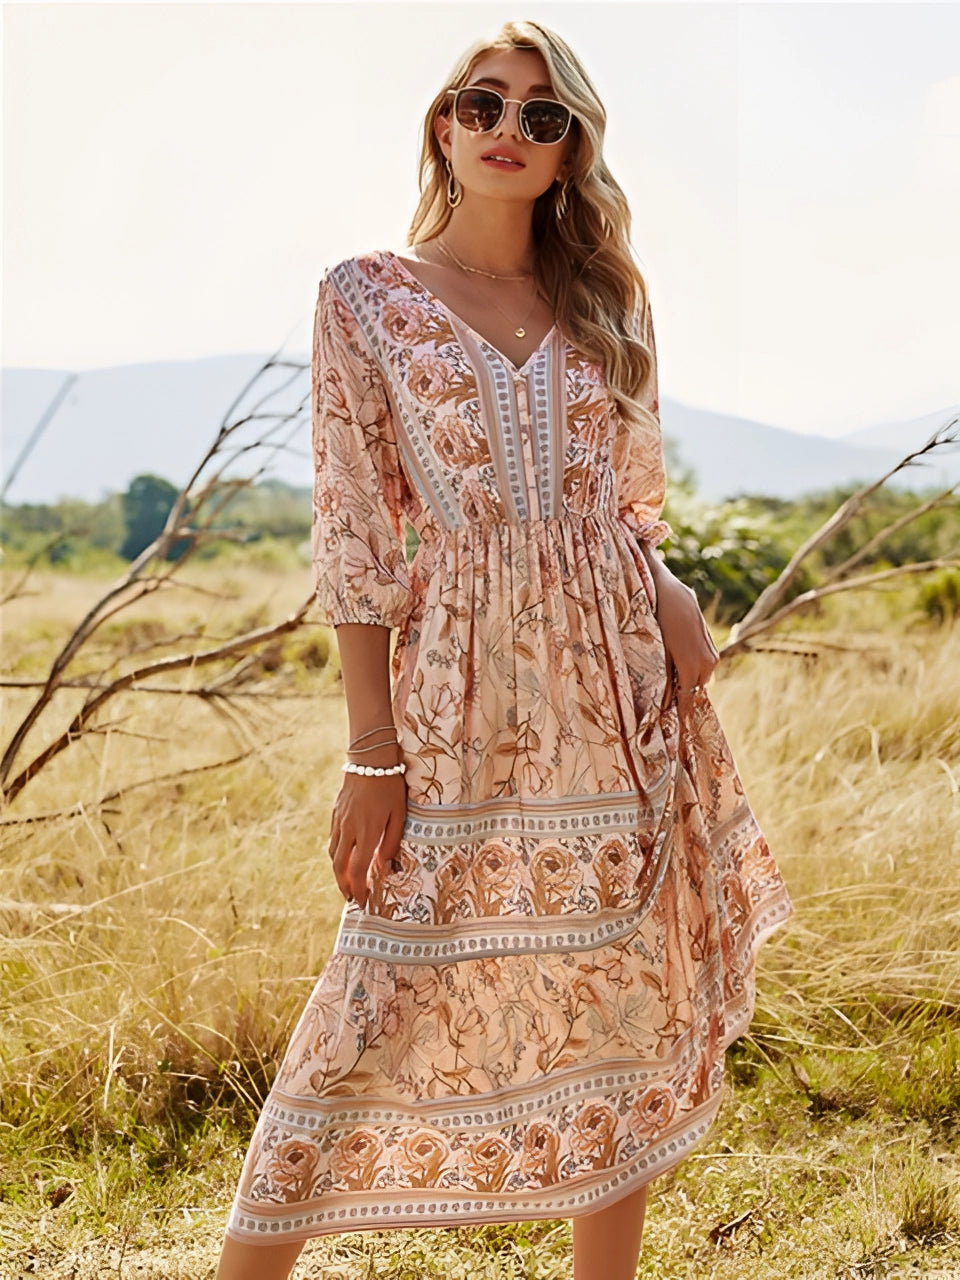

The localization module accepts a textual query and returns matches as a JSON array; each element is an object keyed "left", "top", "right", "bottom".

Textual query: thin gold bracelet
[
  {"left": 349, "top": 722, "right": 397, "bottom": 747},
  {"left": 347, "top": 737, "right": 400, "bottom": 754}
]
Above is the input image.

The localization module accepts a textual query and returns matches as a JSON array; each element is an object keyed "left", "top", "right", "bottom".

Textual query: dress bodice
[{"left": 310, "top": 249, "right": 671, "bottom": 633}]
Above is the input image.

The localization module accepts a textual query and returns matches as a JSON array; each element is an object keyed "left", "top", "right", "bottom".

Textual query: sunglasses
[{"left": 445, "top": 86, "right": 574, "bottom": 145}]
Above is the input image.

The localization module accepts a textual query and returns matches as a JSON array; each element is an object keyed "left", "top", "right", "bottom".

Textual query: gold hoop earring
[
  {"left": 445, "top": 157, "right": 463, "bottom": 208},
  {"left": 555, "top": 175, "right": 573, "bottom": 219}
]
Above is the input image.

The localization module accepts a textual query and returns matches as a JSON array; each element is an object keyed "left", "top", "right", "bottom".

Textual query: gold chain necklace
[
  {"left": 435, "top": 236, "right": 532, "bottom": 280},
  {"left": 434, "top": 237, "right": 541, "bottom": 340}
]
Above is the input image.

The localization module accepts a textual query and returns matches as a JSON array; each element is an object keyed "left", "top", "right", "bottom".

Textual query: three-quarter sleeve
[
  {"left": 614, "top": 295, "right": 673, "bottom": 549},
  {"left": 311, "top": 270, "right": 414, "bottom": 629}
]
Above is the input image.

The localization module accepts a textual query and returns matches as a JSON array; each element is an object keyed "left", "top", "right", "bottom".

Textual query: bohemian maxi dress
[{"left": 225, "top": 248, "right": 795, "bottom": 1245}]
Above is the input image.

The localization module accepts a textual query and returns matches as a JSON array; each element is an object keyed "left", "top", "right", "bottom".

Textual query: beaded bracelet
[{"left": 342, "top": 760, "right": 407, "bottom": 777}]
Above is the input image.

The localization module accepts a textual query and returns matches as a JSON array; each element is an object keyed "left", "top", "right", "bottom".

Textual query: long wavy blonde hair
[{"left": 407, "top": 20, "right": 656, "bottom": 435}]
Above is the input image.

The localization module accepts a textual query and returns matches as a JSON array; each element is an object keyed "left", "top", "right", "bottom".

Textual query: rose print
[
  {"left": 627, "top": 1083, "right": 678, "bottom": 1143},
  {"left": 265, "top": 1137, "right": 320, "bottom": 1202},
  {"left": 386, "top": 844, "right": 423, "bottom": 898},
  {"left": 519, "top": 1121, "right": 560, "bottom": 1183},
  {"left": 568, "top": 1102, "right": 618, "bottom": 1167},
  {"left": 331, "top": 292, "right": 357, "bottom": 332},
  {"left": 463, "top": 1134, "right": 513, "bottom": 1192},
  {"left": 739, "top": 837, "right": 777, "bottom": 885},
  {"left": 399, "top": 1128, "right": 450, "bottom": 1186},
  {"left": 471, "top": 841, "right": 524, "bottom": 911},
  {"left": 328, "top": 1128, "right": 385, "bottom": 1189},
  {"left": 431, "top": 414, "right": 474, "bottom": 469},
  {"left": 408, "top": 353, "right": 458, "bottom": 406},
  {"left": 382, "top": 299, "right": 432, "bottom": 346},
  {"left": 595, "top": 835, "right": 638, "bottom": 906},
  {"left": 435, "top": 849, "right": 474, "bottom": 917},
  {"left": 530, "top": 843, "right": 582, "bottom": 915}
]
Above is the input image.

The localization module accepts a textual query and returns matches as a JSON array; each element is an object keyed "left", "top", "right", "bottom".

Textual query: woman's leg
[
  {"left": 216, "top": 1235, "right": 305, "bottom": 1280},
  {"left": 571, "top": 1181, "right": 649, "bottom": 1280}
]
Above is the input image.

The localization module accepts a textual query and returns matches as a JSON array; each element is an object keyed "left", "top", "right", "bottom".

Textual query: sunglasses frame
[{"left": 444, "top": 86, "right": 574, "bottom": 146}]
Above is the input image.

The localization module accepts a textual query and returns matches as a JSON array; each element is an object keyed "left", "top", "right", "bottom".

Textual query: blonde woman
[{"left": 217, "top": 19, "right": 793, "bottom": 1280}]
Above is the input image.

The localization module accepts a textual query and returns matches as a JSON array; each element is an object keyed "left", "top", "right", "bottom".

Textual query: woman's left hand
[{"left": 647, "top": 556, "right": 720, "bottom": 712}]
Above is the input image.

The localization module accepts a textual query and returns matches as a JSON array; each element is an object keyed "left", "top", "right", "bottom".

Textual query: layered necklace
[{"left": 433, "top": 236, "right": 541, "bottom": 340}]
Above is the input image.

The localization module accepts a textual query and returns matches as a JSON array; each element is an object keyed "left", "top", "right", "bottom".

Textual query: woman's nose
[{"left": 494, "top": 99, "right": 524, "bottom": 139}]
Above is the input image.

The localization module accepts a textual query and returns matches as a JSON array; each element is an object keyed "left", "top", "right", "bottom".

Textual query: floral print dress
[{"left": 225, "top": 249, "right": 795, "bottom": 1245}]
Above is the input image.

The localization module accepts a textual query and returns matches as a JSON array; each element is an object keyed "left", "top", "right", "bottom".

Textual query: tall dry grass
[{"left": 1, "top": 567, "right": 959, "bottom": 1278}]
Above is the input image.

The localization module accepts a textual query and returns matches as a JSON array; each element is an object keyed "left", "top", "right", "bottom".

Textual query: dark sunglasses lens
[
  {"left": 521, "top": 100, "right": 571, "bottom": 143},
  {"left": 455, "top": 89, "right": 504, "bottom": 132}
]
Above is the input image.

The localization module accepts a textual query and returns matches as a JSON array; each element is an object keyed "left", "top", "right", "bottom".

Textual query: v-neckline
[{"left": 383, "top": 248, "right": 559, "bottom": 377}]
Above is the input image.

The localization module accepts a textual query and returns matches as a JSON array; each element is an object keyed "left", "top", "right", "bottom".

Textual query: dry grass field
[{"left": 1, "top": 563, "right": 959, "bottom": 1279}]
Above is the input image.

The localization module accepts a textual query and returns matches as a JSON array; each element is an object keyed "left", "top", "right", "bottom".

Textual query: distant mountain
[
  {"left": 663, "top": 401, "right": 960, "bottom": 502},
  {"left": 2, "top": 356, "right": 309, "bottom": 506},
  {"left": 2, "top": 358, "right": 957, "bottom": 506},
  {"left": 841, "top": 406, "right": 960, "bottom": 458}
]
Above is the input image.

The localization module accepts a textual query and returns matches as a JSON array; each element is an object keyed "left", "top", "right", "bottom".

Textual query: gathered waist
[
  {"left": 411, "top": 506, "right": 652, "bottom": 553},
  {"left": 404, "top": 505, "right": 660, "bottom": 617}
]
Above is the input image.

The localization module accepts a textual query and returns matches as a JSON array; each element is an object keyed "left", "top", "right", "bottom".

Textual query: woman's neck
[{"left": 433, "top": 201, "right": 537, "bottom": 276}]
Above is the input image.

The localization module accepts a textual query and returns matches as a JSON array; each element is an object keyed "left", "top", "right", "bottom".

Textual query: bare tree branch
[
  {"left": 0, "top": 340, "right": 319, "bottom": 804},
  {"left": 0, "top": 532, "right": 79, "bottom": 605},
  {"left": 721, "top": 415, "right": 959, "bottom": 659},
  {"left": 2, "top": 598, "right": 313, "bottom": 804},
  {"left": 0, "top": 678, "right": 312, "bottom": 697},
  {"left": 819, "top": 482, "right": 958, "bottom": 586},
  {"left": 722, "top": 559, "right": 959, "bottom": 660}
]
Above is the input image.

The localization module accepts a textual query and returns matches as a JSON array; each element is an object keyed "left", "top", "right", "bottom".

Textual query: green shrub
[{"left": 918, "top": 569, "right": 960, "bottom": 623}]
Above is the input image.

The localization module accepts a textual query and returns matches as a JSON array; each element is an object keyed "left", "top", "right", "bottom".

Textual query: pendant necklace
[{"left": 435, "top": 237, "right": 541, "bottom": 339}]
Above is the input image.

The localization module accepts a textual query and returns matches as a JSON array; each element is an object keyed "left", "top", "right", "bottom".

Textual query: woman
[{"left": 217, "top": 20, "right": 794, "bottom": 1280}]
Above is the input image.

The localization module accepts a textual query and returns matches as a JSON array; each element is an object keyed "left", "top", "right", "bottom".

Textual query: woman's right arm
[
  {"left": 327, "top": 623, "right": 406, "bottom": 908},
  {"left": 311, "top": 269, "right": 415, "bottom": 907}
]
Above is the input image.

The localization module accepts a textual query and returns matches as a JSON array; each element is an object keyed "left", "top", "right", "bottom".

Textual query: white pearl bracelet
[{"left": 342, "top": 760, "right": 407, "bottom": 777}]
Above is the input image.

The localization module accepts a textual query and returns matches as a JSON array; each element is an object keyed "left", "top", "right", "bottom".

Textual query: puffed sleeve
[
  {"left": 614, "top": 294, "right": 673, "bottom": 548},
  {"left": 311, "top": 270, "right": 414, "bottom": 629}
]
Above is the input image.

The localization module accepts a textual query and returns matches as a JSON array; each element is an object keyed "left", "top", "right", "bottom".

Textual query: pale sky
[{"left": 3, "top": 1, "right": 959, "bottom": 437}]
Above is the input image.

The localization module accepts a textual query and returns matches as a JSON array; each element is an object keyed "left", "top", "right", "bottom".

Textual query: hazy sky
[{"left": 4, "top": 1, "right": 959, "bottom": 437}]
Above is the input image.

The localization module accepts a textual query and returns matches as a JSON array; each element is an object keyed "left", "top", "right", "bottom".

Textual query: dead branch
[
  {"left": 0, "top": 533, "right": 78, "bottom": 606},
  {"left": 2, "top": 598, "right": 312, "bottom": 805},
  {"left": 723, "top": 559, "right": 959, "bottom": 660},
  {"left": 819, "top": 485, "right": 958, "bottom": 587},
  {"left": 0, "top": 749, "right": 262, "bottom": 828},
  {"left": 1, "top": 341, "right": 315, "bottom": 805},
  {"left": 0, "top": 678, "right": 311, "bottom": 698},
  {"left": 721, "top": 415, "right": 959, "bottom": 659}
]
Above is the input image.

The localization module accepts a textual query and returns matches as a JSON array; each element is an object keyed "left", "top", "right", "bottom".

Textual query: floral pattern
[{"left": 225, "top": 249, "right": 794, "bottom": 1246}]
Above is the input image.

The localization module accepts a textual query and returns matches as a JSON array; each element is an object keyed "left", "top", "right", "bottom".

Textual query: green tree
[{"left": 120, "top": 474, "right": 184, "bottom": 561}]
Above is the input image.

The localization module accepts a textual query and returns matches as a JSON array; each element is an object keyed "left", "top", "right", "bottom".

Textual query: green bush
[
  {"left": 660, "top": 493, "right": 805, "bottom": 623},
  {"left": 918, "top": 570, "right": 960, "bottom": 623}
]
